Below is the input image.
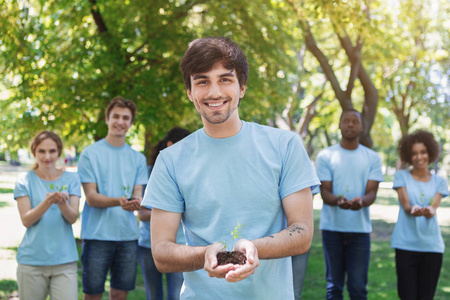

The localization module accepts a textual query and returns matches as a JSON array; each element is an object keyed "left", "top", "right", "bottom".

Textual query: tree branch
[
  {"left": 337, "top": 33, "right": 363, "bottom": 99},
  {"left": 298, "top": 90, "right": 326, "bottom": 138},
  {"left": 89, "top": 0, "right": 108, "bottom": 34},
  {"left": 285, "top": 0, "right": 350, "bottom": 109},
  {"left": 303, "top": 25, "right": 348, "bottom": 107}
]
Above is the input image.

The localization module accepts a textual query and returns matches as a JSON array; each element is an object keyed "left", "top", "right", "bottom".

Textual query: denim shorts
[{"left": 81, "top": 239, "right": 138, "bottom": 295}]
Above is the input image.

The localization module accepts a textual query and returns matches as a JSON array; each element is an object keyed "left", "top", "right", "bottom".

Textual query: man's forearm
[
  {"left": 321, "top": 189, "right": 340, "bottom": 206},
  {"left": 85, "top": 192, "right": 122, "bottom": 208},
  {"left": 361, "top": 191, "right": 377, "bottom": 207},
  {"left": 253, "top": 222, "right": 313, "bottom": 259},
  {"left": 152, "top": 241, "right": 207, "bottom": 273}
]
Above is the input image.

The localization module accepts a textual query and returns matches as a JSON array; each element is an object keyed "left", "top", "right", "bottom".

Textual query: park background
[{"left": 0, "top": 0, "right": 449, "bottom": 299}]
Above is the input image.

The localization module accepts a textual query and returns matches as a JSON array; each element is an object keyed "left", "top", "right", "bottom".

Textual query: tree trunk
[
  {"left": 144, "top": 128, "right": 153, "bottom": 165},
  {"left": 338, "top": 35, "right": 378, "bottom": 148},
  {"left": 94, "top": 107, "right": 107, "bottom": 141},
  {"left": 304, "top": 24, "right": 379, "bottom": 148},
  {"left": 358, "top": 64, "right": 378, "bottom": 148}
]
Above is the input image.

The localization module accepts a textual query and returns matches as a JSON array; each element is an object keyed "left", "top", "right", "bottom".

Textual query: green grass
[
  {"left": 294, "top": 216, "right": 397, "bottom": 299},
  {"left": 383, "top": 174, "right": 394, "bottom": 182},
  {"left": 0, "top": 187, "right": 13, "bottom": 207},
  {"left": 302, "top": 209, "right": 450, "bottom": 299},
  {"left": 0, "top": 201, "right": 11, "bottom": 208},
  {"left": 0, "top": 279, "right": 18, "bottom": 299},
  {"left": 374, "top": 187, "right": 398, "bottom": 206},
  {"left": 1, "top": 188, "right": 449, "bottom": 299},
  {"left": 0, "top": 187, "right": 13, "bottom": 194}
]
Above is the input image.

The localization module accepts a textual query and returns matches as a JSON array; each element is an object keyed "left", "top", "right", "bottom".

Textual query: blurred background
[{"left": 0, "top": 0, "right": 449, "bottom": 299}]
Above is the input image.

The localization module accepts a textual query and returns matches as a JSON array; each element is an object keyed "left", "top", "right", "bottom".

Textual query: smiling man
[
  {"left": 77, "top": 97, "right": 148, "bottom": 300},
  {"left": 315, "top": 109, "right": 384, "bottom": 300},
  {"left": 141, "top": 37, "right": 320, "bottom": 300}
]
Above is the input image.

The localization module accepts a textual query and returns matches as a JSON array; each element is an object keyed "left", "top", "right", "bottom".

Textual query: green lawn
[
  {"left": 0, "top": 187, "right": 13, "bottom": 194},
  {"left": 0, "top": 279, "right": 18, "bottom": 299},
  {"left": 302, "top": 211, "right": 450, "bottom": 300},
  {"left": 2, "top": 189, "right": 449, "bottom": 300}
]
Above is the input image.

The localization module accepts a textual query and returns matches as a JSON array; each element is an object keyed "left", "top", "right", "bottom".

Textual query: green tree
[
  {"left": 379, "top": 0, "right": 449, "bottom": 137},
  {"left": 1, "top": 0, "right": 448, "bottom": 164},
  {"left": 0, "top": 0, "right": 298, "bottom": 159},
  {"left": 283, "top": 0, "right": 383, "bottom": 148}
]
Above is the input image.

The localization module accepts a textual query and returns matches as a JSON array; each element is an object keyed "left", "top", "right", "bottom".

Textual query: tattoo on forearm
[
  {"left": 263, "top": 225, "right": 304, "bottom": 239},
  {"left": 286, "top": 225, "right": 304, "bottom": 236}
]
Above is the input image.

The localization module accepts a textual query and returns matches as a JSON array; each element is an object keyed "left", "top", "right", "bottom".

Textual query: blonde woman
[{"left": 14, "top": 131, "right": 80, "bottom": 300}]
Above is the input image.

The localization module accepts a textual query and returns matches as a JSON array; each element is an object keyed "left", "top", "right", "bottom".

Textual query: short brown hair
[
  {"left": 105, "top": 96, "right": 137, "bottom": 123},
  {"left": 397, "top": 130, "right": 440, "bottom": 165},
  {"left": 30, "top": 131, "right": 63, "bottom": 169},
  {"left": 180, "top": 37, "right": 249, "bottom": 90}
]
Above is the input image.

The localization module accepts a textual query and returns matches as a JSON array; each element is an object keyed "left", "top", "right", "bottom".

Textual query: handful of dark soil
[{"left": 217, "top": 251, "right": 247, "bottom": 265}]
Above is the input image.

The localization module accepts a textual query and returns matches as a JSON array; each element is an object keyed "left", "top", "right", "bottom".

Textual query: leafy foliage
[
  {"left": 0, "top": 0, "right": 298, "bottom": 155},
  {"left": 0, "top": 0, "right": 448, "bottom": 168}
]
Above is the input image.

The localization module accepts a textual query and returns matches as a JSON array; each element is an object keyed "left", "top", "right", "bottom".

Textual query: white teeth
[{"left": 208, "top": 102, "right": 223, "bottom": 107}]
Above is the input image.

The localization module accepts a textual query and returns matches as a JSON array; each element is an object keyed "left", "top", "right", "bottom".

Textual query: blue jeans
[
  {"left": 292, "top": 251, "right": 310, "bottom": 300},
  {"left": 322, "top": 230, "right": 370, "bottom": 300},
  {"left": 138, "top": 246, "right": 183, "bottom": 300},
  {"left": 81, "top": 240, "right": 138, "bottom": 295}
]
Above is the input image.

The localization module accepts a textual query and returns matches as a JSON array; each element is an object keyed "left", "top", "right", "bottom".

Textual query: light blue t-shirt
[
  {"left": 391, "top": 170, "right": 448, "bottom": 253},
  {"left": 142, "top": 121, "right": 320, "bottom": 300},
  {"left": 14, "top": 170, "right": 81, "bottom": 265},
  {"left": 315, "top": 144, "right": 384, "bottom": 233},
  {"left": 78, "top": 139, "right": 148, "bottom": 241},
  {"left": 139, "top": 221, "right": 186, "bottom": 249},
  {"left": 139, "top": 166, "right": 186, "bottom": 249}
]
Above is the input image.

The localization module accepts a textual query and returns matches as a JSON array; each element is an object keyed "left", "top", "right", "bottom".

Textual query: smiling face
[
  {"left": 106, "top": 106, "right": 133, "bottom": 138},
  {"left": 34, "top": 138, "right": 60, "bottom": 168},
  {"left": 411, "top": 142, "right": 429, "bottom": 170},
  {"left": 187, "top": 61, "right": 245, "bottom": 126},
  {"left": 339, "top": 110, "right": 363, "bottom": 141}
]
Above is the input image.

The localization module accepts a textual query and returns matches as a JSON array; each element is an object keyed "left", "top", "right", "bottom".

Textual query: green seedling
[
  {"left": 47, "top": 183, "right": 68, "bottom": 193},
  {"left": 122, "top": 185, "right": 132, "bottom": 199},
  {"left": 220, "top": 240, "right": 229, "bottom": 251},
  {"left": 337, "top": 185, "right": 350, "bottom": 199},
  {"left": 217, "top": 222, "right": 248, "bottom": 265},
  {"left": 418, "top": 192, "right": 433, "bottom": 207},
  {"left": 220, "top": 222, "right": 245, "bottom": 252},
  {"left": 419, "top": 192, "right": 425, "bottom": 205}
]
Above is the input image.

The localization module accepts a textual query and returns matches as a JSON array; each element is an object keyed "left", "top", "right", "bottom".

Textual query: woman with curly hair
[{"left": 391, "top": 130, "right": 448, "bottom": 300}]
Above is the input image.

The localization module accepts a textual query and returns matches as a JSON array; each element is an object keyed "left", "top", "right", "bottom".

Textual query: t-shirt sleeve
[
  {"left": 437, "top": 176, "right": 449, "bottom": 197},
  {"left": 141, "top": 153, "right": 184, "bottom": 213},
  {"left": 368, "top": 153, "right": 384, "bottom": 182},
  {"left": 68, "top": 173, "right": 82, "bottom": 197},
  {"left": 279, "top": 134, "right": 320, "bottom": 199},
  {"left": 77, "top": 150, "right": 96, "bottom": 183},
  {"left": 393, "top": 170, "right": 406, "bottom": 189},
  {"left": 13, "top": 174, "right": 29, "bottom": 200},
  {"left": 315, "top": 150, "right": 332, "bottom": 182},
  {"left": 135, "top": 153, "right": 149, "bottom": 186}
]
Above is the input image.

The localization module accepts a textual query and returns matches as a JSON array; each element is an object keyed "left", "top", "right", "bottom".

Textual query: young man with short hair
[
  {"left": 142, "top": 37, "right": 320, "bottom": 299},
  {"left": 315, "top": 109, "right": 384, "bottom": 299},
  {"left": 78, "top": 97, "right": 148, "bottom": 300}
]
